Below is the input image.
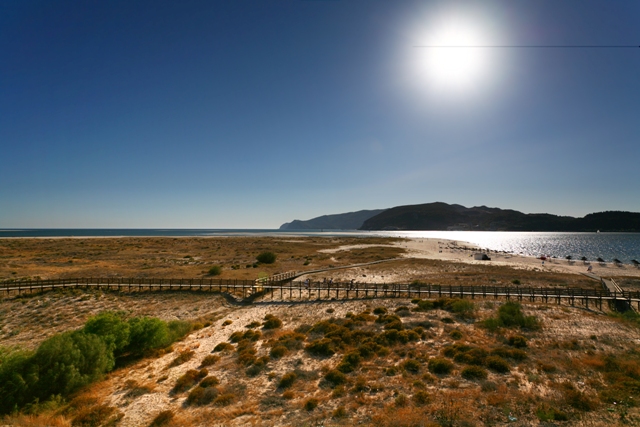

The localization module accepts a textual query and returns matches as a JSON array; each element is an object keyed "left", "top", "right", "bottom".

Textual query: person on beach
[{"left": 587, "top": 265, "right": 593, "bottom": 273}]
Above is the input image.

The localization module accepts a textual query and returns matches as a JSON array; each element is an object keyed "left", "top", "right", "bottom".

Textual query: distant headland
[{"left": 280, "top": 202, "right": 640, "bottom": 232}]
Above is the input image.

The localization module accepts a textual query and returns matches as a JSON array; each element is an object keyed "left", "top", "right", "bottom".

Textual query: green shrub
[
  {"left": 373, "top": 307, "right": 388, "bottom": 315},
  {"left": 199, "top": 376, "right": 219, "bottom": 388},
  {"left": 0, "top": 312, "right": 192, "bottom": 416},
  {"left": 403, "top": 359, "right": 421, "bottom": 374},
  {"left": 242, "top": 330, "right": 261, "bottom": 341},
  {"left": 268, "top": 331, "right": 305, "bottom": 351},
  {"left": 208, "top": 265, "right": 222, "bottom": 276},
  {"left": 357, "top": 343, "right": 377, "bottom": 359},
  {"left": 482, "top": 302, "right": 541, "bottom": 332},
  {"left": 256, "top": 251, "right": 277, "bottom": 264},
  {"left": 213, "top": 393, "right": 235, "bottom": 406},
  {"left": 482, "top": 318, "right": 502, "bottom": 332},
  {"left": 453, "top": 348, "right": 488, "bottom": 366},
  {"left": 500, "top": 348, "right": 528, "bottom": 361},
  {"left": 278, "top": 372, "right": 297, "bottom": 389},
  {"left": 428, "top": 358, "right": 453, "bottom": 375},
  {"left": 229, "top": 331, "right": 244, "bottom": 343},
  {"left": 449, "top": 329, "right": 463, "bottom": 340},
  {"left": 536, "top": 405, "right": 568, "bottom": 421},
  {"left": 126, "top": 317, "right": 170, "bottom": 355},
  {"left": 376, "top": 314, "right": 401, "bottom": 325},
  {"left": 564, "top": 386, "right": 598, "bottom": 411},
  {"left": 245, "top": 364, "right": 263, "bottom": 377},
  {"left": 0, "top": 348, "right": 34, "bottom": 414},
  {"left": 413, "top": 299, "right": 434, "bottom": 311},
  {"left": 236, "top": 340, "right": 258, "bottom": 366},
  {"left": 337, "top": 352, "right": 361, "bottom": 374},
  {"left": 200, "top": 355, "right": 220, "bottom": 367},
  {"left": 168, "top": 350, "right": 194, "bottom": 368},
  {"left": 83, "top": 311, "right": 130, "bottom": 354},
  {"left": 34, "top": 331, "right": 113, "bottom": 400},
  {"left": 270, "top": 345, "right": 288, "bottom": 359},
  {"left": 263, "top": 314, "right": 283, "bottom": 329},
  {"left": 450, "top": 299, "right": 476, "bottom": 318},
  {"left": 396, "top": 308, "right": 412, "bottom": 318},
  {"left": 333, "top": 405, "right": 347, "bottom": 418},
  {"left": 395, "top": 394, "right": 409, "bottom": 407},
  {"left": 384, "top": 320, "right": 404, "bottom": 331},
  {"left": 167, "top": 320, "right": 192, "bottom": 342},
  {"left": 413, "top": 390, "right": 430, "bottom": 406},
  {"left": 486, "top": 356, "right": 510, "bottom": 373},
  {"left": 149, "top": 410, "right": 174, "bottom": 427},
  {"left": 186, "top": 386, "right": 218, "bottom": 406},
  {"left": 306, "top": 339, "right": 335, "bottom": 357},
  {"left": 172, "top": 369, "right": 208, "bottom": 394},
  {"left": 509, "top": 348, "right": 529, "bottom": 361},
  {"left": 461, "top": 365, "right": 488, "bottom": 380},
  {"left": 213, "top": 342, "right": 234, "bottom": 352},
  {"left": 304, "top": 398, "right": 319, "bottom": 411},
  {"left": 324, "top": 370, "right": 347, "bottom": 387}
]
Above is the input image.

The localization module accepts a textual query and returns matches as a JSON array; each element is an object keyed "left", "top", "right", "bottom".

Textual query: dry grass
[{"left": 0, "top": 236, "right": 404, "bottom": 282}]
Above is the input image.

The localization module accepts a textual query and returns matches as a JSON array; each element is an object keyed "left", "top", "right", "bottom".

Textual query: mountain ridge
[{"left": 359, "top": 202, "right": 640, "bottom": 232}]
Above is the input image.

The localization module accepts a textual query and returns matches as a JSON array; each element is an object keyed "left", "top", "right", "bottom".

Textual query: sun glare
[{"left": 418, "top": 17, "right": 494, "bottom": 93}]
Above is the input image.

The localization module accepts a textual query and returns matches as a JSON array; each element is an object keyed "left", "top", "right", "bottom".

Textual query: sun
[{"left": 419, "top": 18, "right": 492, "bottom": 92}]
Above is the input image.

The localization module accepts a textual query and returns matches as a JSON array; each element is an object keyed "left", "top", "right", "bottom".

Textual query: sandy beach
[{"left": 397, "top": 238, "right": 640, "bottom": 278}]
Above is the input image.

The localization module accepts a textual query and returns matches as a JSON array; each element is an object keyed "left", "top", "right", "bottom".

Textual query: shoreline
[{"left": 395, "top": 237, "right": 640, "bottom": 278}]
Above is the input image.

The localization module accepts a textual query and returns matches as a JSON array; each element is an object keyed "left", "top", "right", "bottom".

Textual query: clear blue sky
[{"left": 1, "top": 0, "right": 639, "bottom": 228}]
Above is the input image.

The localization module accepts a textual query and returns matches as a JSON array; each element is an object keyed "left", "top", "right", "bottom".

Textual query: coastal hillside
[
  {"left": 279, "top": 209, "right": 385, "bottom": 230},
  {"left": 359, "top": 202, "right": 640, "bottom": 232}
]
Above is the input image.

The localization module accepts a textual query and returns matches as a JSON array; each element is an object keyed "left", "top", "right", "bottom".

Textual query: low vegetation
[
  {"left": 481, "top": 300, "right": 542, "bottom": 331},
  {"left": 256, "top": 251, "right": 277, "bottom": 264},
  {"left": 0, "top": 311, "right": 192, "bottom": 415},
  {"left": 2, "top": 288, "right": 639, "bottom": 426}
]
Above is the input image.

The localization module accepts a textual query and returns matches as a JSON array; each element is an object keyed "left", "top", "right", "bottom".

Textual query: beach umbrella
[
  {"left": 581, "top": 256, "right": 588, "bottom": 263},
  {"left": 565, "top": 255, "right": 572, "bottom": 262},
  {"left": 597, "top": 257, "right": 605, "bottom": 264},
  {"left": 613, "top": 258, "right": 622, "bottom": 265},
  {"left": 632, "top": 259, "right": 639, "bottom": 267}
]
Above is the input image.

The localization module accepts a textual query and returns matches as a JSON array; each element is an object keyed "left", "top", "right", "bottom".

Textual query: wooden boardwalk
[{"left": 2, "top": 277, "right": 640, "bottom": 311}]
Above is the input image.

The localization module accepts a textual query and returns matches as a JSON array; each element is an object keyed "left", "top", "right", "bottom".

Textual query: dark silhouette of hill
[
  {"left": 279, "top": 209, "right": 386, "bottom": 230},
  {"left": 359, "top": 202, "right": 640, "bottom": 232}
]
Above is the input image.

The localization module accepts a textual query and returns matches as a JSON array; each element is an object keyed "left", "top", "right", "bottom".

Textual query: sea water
[
  {"left": 1, "top": 229, "right": 638, "bottom": 263},
  {"left": 375, "top": 231, "right": 640, "bottom": 263}
]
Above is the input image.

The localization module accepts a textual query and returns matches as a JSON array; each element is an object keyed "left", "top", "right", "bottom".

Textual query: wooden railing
[{"left": 2, "top": 277, "right": 640, "bottom": 310}]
